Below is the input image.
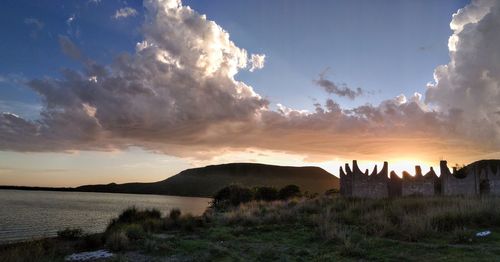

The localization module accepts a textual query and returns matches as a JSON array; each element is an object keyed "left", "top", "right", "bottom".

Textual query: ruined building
[{"left": 340, "top": 159, "right": 500, "bottom": 198}]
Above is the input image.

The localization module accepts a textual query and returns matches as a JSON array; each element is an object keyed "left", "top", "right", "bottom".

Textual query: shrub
[
  {"left": 142, "top": 218, "right": 163, "bottom": 232},
  {"left": 82, "top": 234, "right": 103, "bottom": 249},
  {"left": 254, "top": 186, "right": 278, "bottom": 201},
  {"left": 107, "top": 207, "right": 161, "bottom": 230},
  {"left": 169, "top": 208, "right": 181, "bottom": 220},
  {"left": 56, "top": 227, "right": 83, "bottom": 240},
  {"left": 180, "top": 214, "right": 202, "bottom": 231},
  {"left": 278, "top": 185, "right": 301, "bottom": 200},
  {"left": 106, "top": 231, "right": 130, "bottom": 251},
  {"left": 124, "top": 224, "right": 146, "bottom": 240},
  {"left": 212, "top": 185, "right": 253, "bottom": 209}
]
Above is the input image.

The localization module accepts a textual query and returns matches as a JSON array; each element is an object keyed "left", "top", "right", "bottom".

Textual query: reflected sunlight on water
[{"left": 0, "top": 190, "right": 211, "bottom": 243}]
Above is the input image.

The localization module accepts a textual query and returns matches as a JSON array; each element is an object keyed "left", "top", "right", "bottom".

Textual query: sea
[{"left": 0, "top": 189, "right": 211, "bottom": 243}]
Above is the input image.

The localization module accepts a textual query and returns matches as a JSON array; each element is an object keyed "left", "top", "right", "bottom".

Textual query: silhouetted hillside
[{"left": 74, "top": 163, "right": 339, "bottom": 197}]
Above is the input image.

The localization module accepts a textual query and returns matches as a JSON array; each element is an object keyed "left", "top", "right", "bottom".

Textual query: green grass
[{"left": 3, "top": 196, "right": 500, "bottom": 261}]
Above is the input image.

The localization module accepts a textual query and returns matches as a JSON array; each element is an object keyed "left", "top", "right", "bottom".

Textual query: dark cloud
[{"left": 315, "top": 71, "right": 363, "bottom": 100}]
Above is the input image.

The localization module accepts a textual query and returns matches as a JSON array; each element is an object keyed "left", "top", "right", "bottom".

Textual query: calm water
[{"left": 0, "top": 190, "right": 211, "bottom": 243}]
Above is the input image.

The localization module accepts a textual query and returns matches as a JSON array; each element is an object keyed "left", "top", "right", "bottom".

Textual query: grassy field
[{"left": 3, "top": 195, "right": 500, "bottom": 261}]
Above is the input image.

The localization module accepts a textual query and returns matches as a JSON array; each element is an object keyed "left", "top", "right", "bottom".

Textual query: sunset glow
[{"left": 1, "top": 0, "right": 499, "bottom": 186}]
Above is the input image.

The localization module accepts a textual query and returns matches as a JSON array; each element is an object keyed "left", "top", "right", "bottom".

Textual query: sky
[{"left": 2, "top": 0, "right": 500, "bottom": 187}]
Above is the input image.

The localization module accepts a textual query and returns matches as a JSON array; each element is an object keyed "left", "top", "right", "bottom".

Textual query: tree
[
  {"left": 278, "top": 185, "right": 301, "bottom": 199},
  {"left": 212, "top": 184, "right": 253, "bottom": 209},
  {"left": 254, "top": 186, "right": 278, "bottom": 201}
]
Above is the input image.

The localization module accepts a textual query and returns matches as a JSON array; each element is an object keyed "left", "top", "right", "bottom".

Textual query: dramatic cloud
[
  {"left": 0, "top": 0, "right": 267, "bottom": 153},
  {"left": 113, "top": 7, "right": 138, "bottom": 19},
  {"left": 1, "top": 0, "right": 500, "bottom": 164},
  {"left": 249, "top": 54, "right": 265, "bottom": 72},
  {"left": 426, "top": 0, "right": 500, "bottom": 150},
  {"left": 315, "top": 71, "right": 363, "bottom": 100}
]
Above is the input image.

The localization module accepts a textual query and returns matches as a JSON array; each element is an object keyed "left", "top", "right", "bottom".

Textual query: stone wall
[
  {"left": 340, "top": 159, "right": 500, "bottom": 198},
  {"left": 340, "top": 160, "right": 388, "bottom": 199},
  {"left": 388, "top": 171, "right": 402, "bottom": 197},
  {"left": 401, "top": 166, "right": 437, "bottom": 197},
  {"left": 461, "top": 160, "right": 500, "bottom": 196},
  {"left": 441, "top": 161, "right": 478, "bottom": 196}
]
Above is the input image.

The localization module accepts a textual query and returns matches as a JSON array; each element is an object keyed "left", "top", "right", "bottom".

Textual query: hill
[{"left": 74, "top": 163, "right": 339, "bottom": 197}]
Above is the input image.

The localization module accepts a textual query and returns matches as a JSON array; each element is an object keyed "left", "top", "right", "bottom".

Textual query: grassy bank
[{"left": 3, "top": 195, "right": 500, "bottom": 261}]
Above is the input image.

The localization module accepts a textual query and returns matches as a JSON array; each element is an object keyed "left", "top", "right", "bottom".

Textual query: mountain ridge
[{"left": 0, "top": 163, "right": 339, "bottom": 198}]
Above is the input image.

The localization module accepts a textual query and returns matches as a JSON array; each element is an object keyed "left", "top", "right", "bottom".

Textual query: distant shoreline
[
  {"left": 0, "top": 163, "right": 339, "bottom": 199},
  {"left": 0, "top": 186, "right": 212, "bottom": 198}
]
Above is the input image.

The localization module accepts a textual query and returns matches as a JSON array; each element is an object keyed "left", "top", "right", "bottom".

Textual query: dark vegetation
[
  {"left": 211, "top": 184, "right": 301, "bottom": 210},
  {"left": 4, "top": 189, "right": 500, "bottom": 261},
  {"left": 0, "top": 163, "right": 338, "bottom": 197},
  {"left": 56, "top": 228, "right": 83, "bottom": 240}
]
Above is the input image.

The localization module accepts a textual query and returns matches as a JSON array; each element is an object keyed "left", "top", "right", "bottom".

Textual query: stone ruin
[{"left": 340, "top": 159, "right": 500, "bottom": 198}]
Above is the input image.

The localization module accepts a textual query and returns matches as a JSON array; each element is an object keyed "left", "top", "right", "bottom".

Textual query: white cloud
[
  {"left": 1, "top": 0, "right": 500, "bottom": 164},
  {"left": 67, "top": 14, "right": 75, "bottom": 25},
  {"left": 426, "top": 0, "right": 500, "bottom": 148},
  {"left": 113, "top": 7, "right": 138, "bottom": 19},
  {"left": 249, "top": 54, "right": 265, "bottom": 72}
]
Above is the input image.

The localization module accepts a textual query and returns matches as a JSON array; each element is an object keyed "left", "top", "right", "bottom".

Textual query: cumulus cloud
[
  {"left": 315, "top": 71, "right": 363, "bottom": 100},
  {"left": 0, "top": 0, "right": 267, "bottom": 153},
  {"left": 1, "top": 0, "right": 499, "bottom": 164},
  {"left": 426, "top": 0, "right": 500, "bottom": 149},
  {"left": 113, "top": 7, "right": 138, "bottom": 19},
  {"left": 249, "top": 54, "right": 265, "bottom": 72}
]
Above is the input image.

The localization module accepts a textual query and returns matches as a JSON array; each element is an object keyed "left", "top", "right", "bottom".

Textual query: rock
[
  {"left": 476, "top": 230, "right": 491, "bottom": 237},
  {"left": 65, "top": 250, "right": 114, "bottom": 261}
]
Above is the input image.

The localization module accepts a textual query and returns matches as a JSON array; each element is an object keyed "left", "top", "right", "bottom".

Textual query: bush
[
  {"left": 105, "top": 231, "right": 129, "bottom": 251},
  {"left": 180, "top": 214, "right": 203, "bottom": 231},
  {"left": 124, "top": 224, "right": 146, "bottom": 240},
  {"left": 56, "top": 227, "right": 83, "bottom": 240},
  {"left": 108, "top": 207, "right": 161, "bottom": 230},
  {"left": 82, "top": 234, "right": 103, "bottom": 249},
  {"left": 212, "top": 185, "right": 253, "bottom": 209},
  {"left": 169, "top": 208, "right": 181, "bottom": 220},
  {"left": 278, "top": 185, "right": 301, "bottom": 200},
  {"left": 254, "top": 186, "right": 278, "bottom": 201}
]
